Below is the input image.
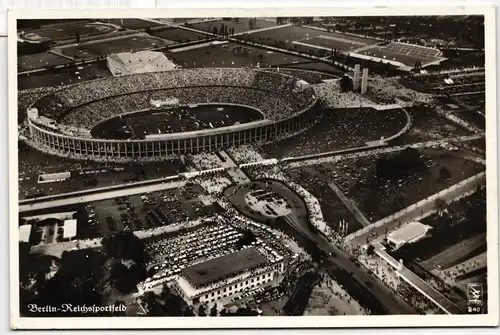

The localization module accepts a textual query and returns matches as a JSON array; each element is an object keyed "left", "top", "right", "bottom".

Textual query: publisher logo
[{"left": 467, "top": 283, "right": 483, "bottom": 307}]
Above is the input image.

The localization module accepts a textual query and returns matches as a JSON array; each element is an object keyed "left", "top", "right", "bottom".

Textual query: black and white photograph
[{"left": 8, "top": 6, "right": 499, "bottom": 329}]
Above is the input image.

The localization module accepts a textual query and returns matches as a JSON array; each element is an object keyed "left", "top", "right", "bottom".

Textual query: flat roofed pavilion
[{"left": 182, "top": 247, "right": 268, "bottom": 287}]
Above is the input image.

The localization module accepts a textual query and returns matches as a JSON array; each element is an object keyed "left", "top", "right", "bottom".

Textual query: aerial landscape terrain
[{"left": 16, "top": 15, "right": 487, "bottom": 318}]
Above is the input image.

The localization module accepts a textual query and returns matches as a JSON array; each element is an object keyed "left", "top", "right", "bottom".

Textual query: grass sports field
[
  {"left": 149, "top": 27, "right": 209, "bottom": 43},
  {"left": 19, "top": 21, "right": 117, "bottom": 42},
  {"left": 169, "top": 42, "right": 343, "bottom": 73},
  {"left": 18, "top": 52, "right": 73, "bottom": 72},
  {"left": 18, "top": 61, "right": 113, "bottom": 90},
  {"left": 90, "top": 104, "right": 264, "bottom": 139},
  {"left": 106, "top": 18, "right": 164, "bottom": 30},
  {"left": 56, "top": 34, "right": 174, "bottom": 60},
  {"left": 189, "top": 18, "right": 278, "bottom": 35},
  {"left": 249, "top": 25, "right": 380, "bottom": 52}
]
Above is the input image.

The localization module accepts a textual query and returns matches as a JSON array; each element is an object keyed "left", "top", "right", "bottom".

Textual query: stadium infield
[
  {"left": 90, "top": 104, "right": 264, "bottom": 139},
  {"left": 181, "top": 247, "right": 268, "bottom": 286}
]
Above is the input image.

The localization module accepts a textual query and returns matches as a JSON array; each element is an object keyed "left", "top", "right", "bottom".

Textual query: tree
[
  {"left": 236, "top": 229, "right": 257, "bottom": 249},
  {"left": 101, "top": 231, "right": 147, "bottom": 263},
  {"left": 248, "top": 18, "right": 256, "bottom": 30},
  {"left": 110, "top": 261, "right": 129, "bottom": 279},
  {"left": 184, "top": 307, "right": 195, "bottom": 316},
  {"left": 434, "top": 197, "right": 447, "bottom": 211},
  {"left": 438, "top": 166, "right": 452, "bottom": 182},
  {"left": 28, "top": 249, "right": 107, "bottom": 316},
  {"left": 339, "top": 75, "right": 353, "bottom": 92},
  {"left": 198, "top": 304, "right": 207, "bottom": 316},
  {"left": 19, "top": 242, "right": 32, "bottom": 287},
  {"left": 366, "top": 244, "right": 375, "bottom": 256},
  {"left": 210, "top": 303, "right": 218, "bottom": 316}
]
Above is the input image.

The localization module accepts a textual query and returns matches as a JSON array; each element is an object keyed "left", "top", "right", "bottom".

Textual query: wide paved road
[
  {"left": 317, "top": 234, "right": 416, "bottom": 314},
  {"left": 19, "top": 179, "right": 186, "bottom": 212},
  {"left": 284, "top": 216, "right": 417, "bottom": 315}
]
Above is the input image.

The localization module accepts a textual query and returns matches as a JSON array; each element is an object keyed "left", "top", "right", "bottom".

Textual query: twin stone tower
[{"left": 352, "top": 64, "right": 369, "bottom": 94}]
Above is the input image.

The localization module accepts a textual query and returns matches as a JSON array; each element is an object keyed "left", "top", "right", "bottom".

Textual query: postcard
[{"left": 8, "top": 5, "right": 499, "bottom": 329}]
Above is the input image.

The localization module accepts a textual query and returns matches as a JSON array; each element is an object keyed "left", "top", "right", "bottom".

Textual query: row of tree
[{"left": 20, "top": 231, "right": 150, "bottom": 316}]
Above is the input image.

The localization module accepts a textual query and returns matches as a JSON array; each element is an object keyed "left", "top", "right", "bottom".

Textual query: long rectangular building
[{"left": 174, "top": 247, "right": 285, "bottom": 306}]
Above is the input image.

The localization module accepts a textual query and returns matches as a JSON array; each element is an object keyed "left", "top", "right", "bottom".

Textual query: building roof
[
  {"left": 19, "top": 225, "right": 32, "bottom": 243},
  {"left": 182, "top": 247, "right": 268, "bottom": 287},
  {"left": 387, "top": 221, "right": 430, "bottom": 244},
  {"left": 107, "top": 51, "right": 177, "bottom": 75},
  {"left": 63, "top": 219, "right": 77, "bottom": 239}
]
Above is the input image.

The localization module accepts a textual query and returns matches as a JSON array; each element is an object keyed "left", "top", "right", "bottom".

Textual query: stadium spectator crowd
[
  {"left": 260, "top": 106, "right": 409, "bottom": 158},
  {"left": 28, "top": 68, "right": 317, "bottom": 133}
]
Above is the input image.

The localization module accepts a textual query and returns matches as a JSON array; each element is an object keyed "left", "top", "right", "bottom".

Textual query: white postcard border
[{"left": 8, "top": 5, "right": 499, "bottom": 329}]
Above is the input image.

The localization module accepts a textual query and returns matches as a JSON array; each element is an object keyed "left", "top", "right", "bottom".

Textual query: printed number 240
[{"left": 468, "top": 306, "right": 482, "bottom": 313}]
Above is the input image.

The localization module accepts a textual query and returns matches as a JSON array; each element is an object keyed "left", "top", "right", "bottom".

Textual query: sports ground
[
  {"left": 248, "top": 25, "right": 444, "bottom": 67},
  {"left": 90, "top": 104, "right": 264, "bottom": 139},
  {"left": 248, "top": 25, "right": 381, "bottom": 52},
  {"left": 106, "top": 18, "right": 164, "bottom": 30},
  {"left": 149, "top": 27, "right": 208, "bottom": 43},
  {"left": 355, "top": 42, "right": 444, "bottom": 67},
  {"left": 19, "top": 21, "right": 117, "bottom": 42},
  {"left": 189, "top": 18, "right": 278, "bottom": 35},
  {"left": 54, "top": 34, "right": 174, "bottom": 60},
  {"left": 169, "top": 42, "right": 343, "bottom": 74}
]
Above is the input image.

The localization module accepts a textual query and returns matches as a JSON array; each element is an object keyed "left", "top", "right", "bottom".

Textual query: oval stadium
[{"left": 25, "top": 68, "right": 320, "bottom": 162}]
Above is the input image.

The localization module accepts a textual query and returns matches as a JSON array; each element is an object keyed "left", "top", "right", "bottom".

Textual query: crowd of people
[
  {"left": 288, "top": 166, "right": 358, "bottom": 238},
  {"left": 367, "top": 75, "right": 435, "bottom": 106},
  {"left": 265, "top": 68, "right": 338, "bottom": 85},
  {"left": 400, "top": 70, "right": 485, "bottom": 96},
  {"left": 143, "top": 222, "right": 243, "bottom": 281},
  {"left": 260, "top": 107, "right": 408, "bottom": 159},
  {"left": 29, "top": 68, "right": 317, "bottom": 134},
  {"left": 139, "top": 215, "right": 292, "bottom": 298},
  {"left": 239, "top": 164, "right": 336, "bottom": 242},
  {"left": 396, "top": 281, "right": 444, "bottom": 314},
  {"left": 226, "top": 145, "right": 266, "bottom": 164},
  {"left": 358, "top": 252, "right": 442, "bottom": 314}
]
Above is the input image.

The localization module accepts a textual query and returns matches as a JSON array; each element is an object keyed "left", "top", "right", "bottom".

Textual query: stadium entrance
[{"left": 90, "top": 104, "right": 264, "bottom": 140}]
